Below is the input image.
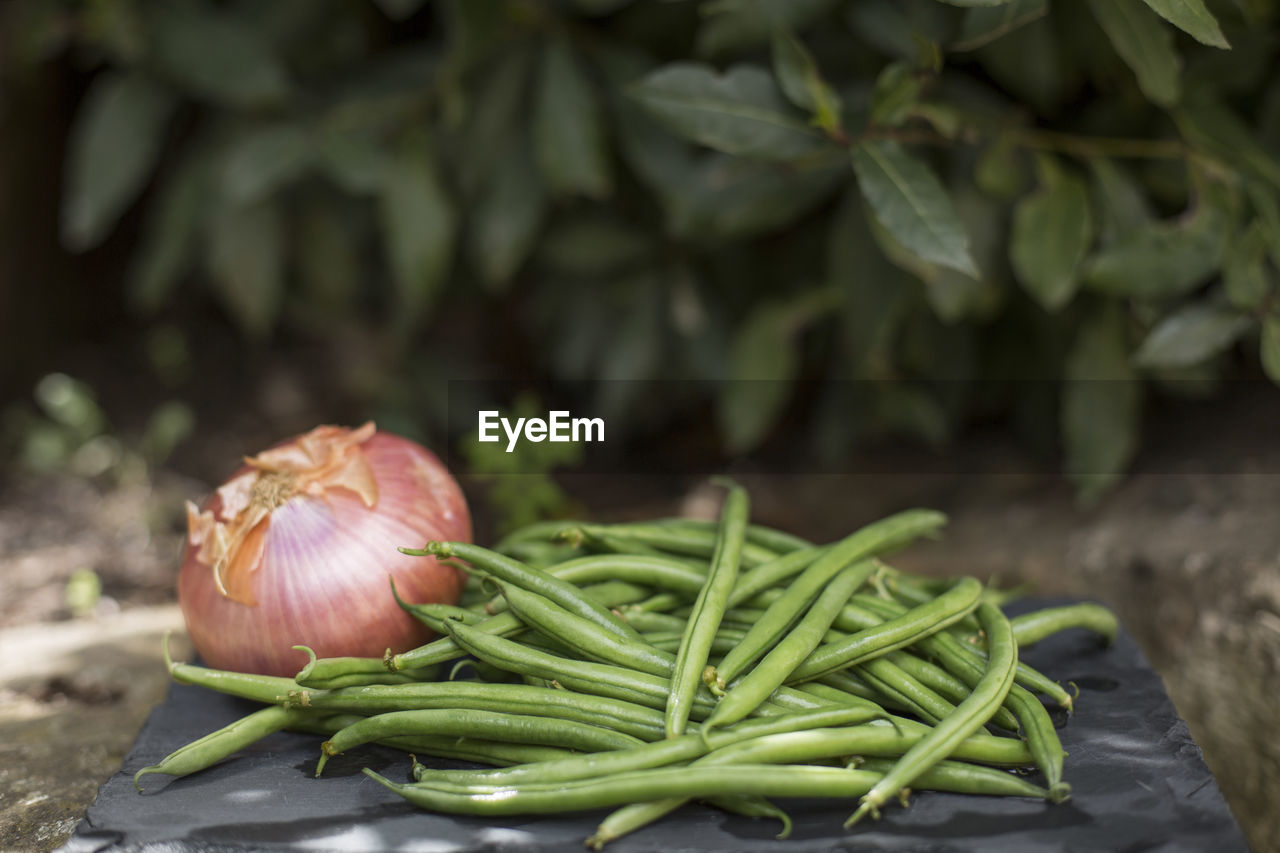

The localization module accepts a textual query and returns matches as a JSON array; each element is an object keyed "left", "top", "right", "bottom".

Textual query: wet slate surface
[{"left": 63, "top": 601, "right": 1247, "bottom": 852}]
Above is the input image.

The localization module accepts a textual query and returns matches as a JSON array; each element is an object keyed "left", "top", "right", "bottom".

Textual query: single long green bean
[
  {"left": 317, "top": 709, "right": 643, "bottom": 775},
  {"left": 1008, "top": 602, "right": 1118, "bottom": 648},
  {"left": 285, "top": 681, "right": 669, "bottom": 741},
  {"left": 847, "top": 601, "right": 1018, "bottom": 825},
  {"left": 163, "top": 638, "right": 297, "bottom": 705},
  {"left": 666, "top": 481, "right": 749, "bottom": 737},
  {"left": 369, "top": 764, "right": 882, "bottom": 817},
  {"left": 411, "top": 706, "right": 887, "bottom": 788},
  {"left": 134, "top": 706, "right": 308, "bottom": 790},
  {"left": 788, "top": 578, "right": 983, "bottom": 683}
]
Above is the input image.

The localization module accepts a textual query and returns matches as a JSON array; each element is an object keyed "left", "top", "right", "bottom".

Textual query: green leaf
[
  {"left": 974, "top": 134, "right": 1027, "bottom": 199},
  {"left": 1133, "top": 302, "right": 1252, "bottom": 368},
  {"left": 317, "top": 130, "right": 389, "bottom": 195},
  {"left": 1083, "top": 193, "right": 1228, "bottom": 299},
  {"left": 150, "top": 5, "right": 290, "bottom": 108},
  {"left": 828, "top": 190, "right": 911, "bottom": 377},
  {"left": 454, "top": 47, "right": 535, "bottom": 201},
  {"left": 1088, "top": 158, "right": 1155, "bottom": 245},
  {"left": 61, "top": 72, "right": 176, "bottom": 251},
  {"left": 128, "top": 146, "right": 212, "bottom": 312},
  {"left": 1174, "top": 100, "right": 1280, "bottom": 191},
  {"left": 223, "top": 124, "right": 312, "bottom": 204},
  {"left": 697, "top": 0, "right": 841, "bottom": 57},
  {"left": 469, "top": 143, "right": 548, "bottom": 289},
  {"left": 1139, "top": 0, "right": 1230, "bottom": 48},
  {"left": 1009, "top": 157, "right": 1094, "bottom": 312},
  {"left": 719, "top": 288, "right": 839, "bottom": 452},
  {"left": 1086, "top": 0, "right": 1182, "bottom": 107},
  {"left": 295, "top": 203, "right": 362, "bottom": 314},
  {"left": 846, "top": 0, "right": 952, "bottom": 63},
  {"left": 869, "top": 62, "right": 923, "bottom": 128},
  {"left": 851, "top": 140, "right": 978, "bottom": 278},
  {"left": 1223, "top": 222, "right": 1274, "bottom": 309},
  {"left": 630, "top": 63, "right": 826, "bottom": 160},
  {"left": 1062, "top": 303, "right": 1141, "bottom": 504},
  {"left": 673, "top": 155, "right": 845, "bottom": 241},
  {"left": 1262, "top": 315, "right": 1280, "bottom": 385},
  {"left": 770, "top": 32, "right": 842, "bottom": 133},
  {"left": 205, "top": 201, "right": 285, "bottom": 338},
  {"left": 534, "top": 39, "right": 613, "bottom": 199},
  {"left": 952, "top": 0, "right": 1049, "bottom": 52},
  {"left": 379, "top": 137, "right": 457, "bottom": 323},
  {"left": 537, "top": 217, "right": 652, "bottom": 277}
]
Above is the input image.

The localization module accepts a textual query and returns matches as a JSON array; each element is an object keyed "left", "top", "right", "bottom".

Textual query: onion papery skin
[{"left": 178, "top": 430, "right": 470, "bottom": 677}]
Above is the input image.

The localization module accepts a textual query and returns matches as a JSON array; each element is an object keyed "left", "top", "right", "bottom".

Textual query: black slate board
[{"left": 63, "top": 601, "right": 1248, "bottom": 852}]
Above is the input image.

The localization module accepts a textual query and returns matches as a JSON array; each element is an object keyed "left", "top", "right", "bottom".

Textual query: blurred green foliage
[
  {"left": 1, "top": 372, "right": 194, "bottom": 480},
  {"left": 26, "top": 0, "right": 1280, "bottom": 497}
]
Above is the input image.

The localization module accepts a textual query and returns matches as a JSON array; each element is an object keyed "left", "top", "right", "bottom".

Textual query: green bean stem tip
[
  {"left": 132, "top": 766, "right": 160, "bottom": 792},
  {"left": 291, "top": 645, "right": 318, "bottom": 682},
  {"left": 1049, "top": 781, "right": 1072, "bottom": 803}
]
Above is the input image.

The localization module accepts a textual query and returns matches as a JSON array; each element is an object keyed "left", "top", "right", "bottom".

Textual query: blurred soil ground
[{"left": 0, "top": 388, "right": 1276, "bottom": 851}]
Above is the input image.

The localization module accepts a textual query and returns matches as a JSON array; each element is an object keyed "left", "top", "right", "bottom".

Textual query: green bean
[
  {"left": 285, "top": 681, "right": 669, "bottom": 741},
  {"left": 389, "top": 738, "right": 578, "bottom": 767},
  {"left": 727, "top": 507, "right": 947, "bottom": 686},
  {"left": 854, "top": 594, "right": 1075, "bottom": 711},
  {"left": 294, "top": 647, "right": 437, "bottom": 689},
  {"left": 705, "top": 563, "right": 873, "bottom": 729},
  {"left": 566, "top": 521, "right": 778, "bottom": 569},
  {"left": 727, "top": 547, "right": 825, "bottom": 607},
  {"left": 854, "top": 662, "right": 941, "bottom": 724},
  {"left": 499, "top": 540, "right": 588, "bottom": 568},
  {"left": 388, "top": 576, "right": 648, "bottom": 672},
  {"left": 395, "top": 599, "right": 488, "bottom": 633},
  {"left": 855, "top": 657, "right": 958, "bottom": 726},
  {"left": 316, "top": 709, "right": 643, "bottom": 775},
  {"left": 643, "top": 630, "right": 744, "bottom": 657},
  {"left": 623, "top": 592, "right": 686, "bottom": 613},
  {"left": 590, "top": 796, "right": 790, "bottom": 850},
  {"left": 847, "top": 601, "right": 1018, "bottom": 825},
  {"left": 368, "top": 764, "right": 882, "bottom": 816},
  {"left": 441, "top": 619, "right": 730, "bottom": 719},
  {"left": 499, "top": 517, "right": 810, "bottom": 557},
  {"left": 641, "top": 517, "right": 815, "bottom": 554},
  {"left": 886, "top": 651, "right": 1021, "bottom": 731},
  {"left": 402, "top": 541, "right": 644, "bottom": 642},
  {"left": 1007, "top": 602, "right": 1118, "bottom": 648},
  {"left": 547, "top": 555, "right": 707, "bottom": 592},
  {"left": 163, "top": 637, "right": 297, "bottom": 705},
  {"left": 853, "top": 757, "right": 1049, "bottom": 800},
  {"left": 412, "top": 706, "right": 886, "bottom": 788},
  {"left": 912, "top": 631, "right": 1072, "bottom": 801},
  {"left": 498, "top": 582, "right": 675, "bottom": 676},
  {"left": 134, "top": 706, "right": 308, "bottom": 791},
  {"left": 493, "top": 519, "right": 586, "bottom": 553},
  {"left": 290, "top": 713, "right": 581, "bottom": 767},
  {"left": 788, "top": 578, "right": 983, "bottom": 683},
  {"left": 666, "top": 481, "right": 749, "bottom": 737},
  {"left": 480, "top": 577, "right": 657, "bottom": 617},
  {"left": 621, "top": 611, "right": 687, "bottom": 633}
]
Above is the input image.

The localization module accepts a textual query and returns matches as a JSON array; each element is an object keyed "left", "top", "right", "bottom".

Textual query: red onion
[{"left": 178, "top": 422, "right": 470, "bottom": 676}]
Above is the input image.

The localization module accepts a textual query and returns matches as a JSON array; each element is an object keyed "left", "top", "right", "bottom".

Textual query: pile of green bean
[{"left": 138, "top": 481, "right": 1118, "bottom": 847}]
